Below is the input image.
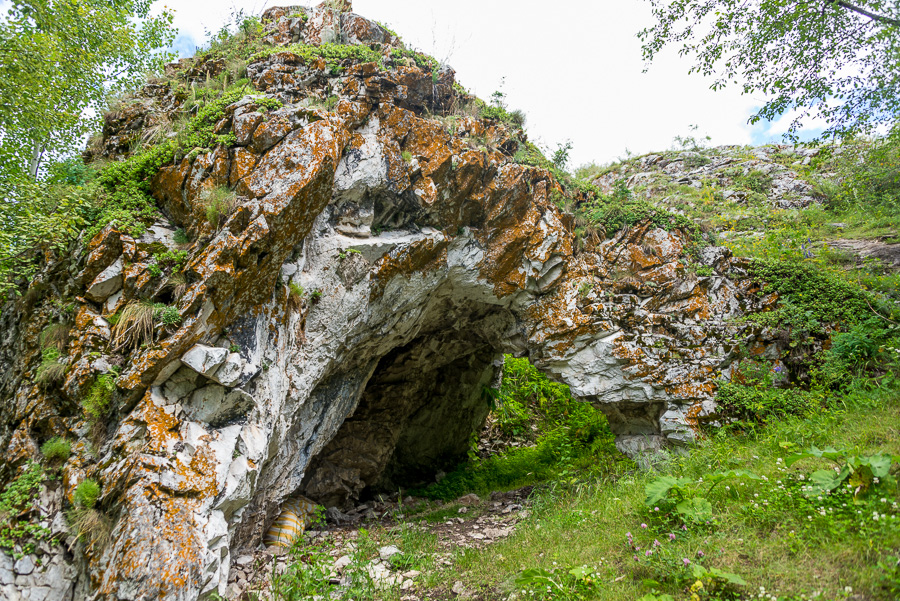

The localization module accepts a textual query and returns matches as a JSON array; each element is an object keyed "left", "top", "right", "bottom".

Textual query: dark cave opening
[{"left": 299, "top": 327, "right": 503, "bottom": 510}]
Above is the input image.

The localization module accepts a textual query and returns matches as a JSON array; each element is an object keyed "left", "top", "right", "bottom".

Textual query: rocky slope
[{"left": 0, "top": 4, "right": 790, "bottom": 600}]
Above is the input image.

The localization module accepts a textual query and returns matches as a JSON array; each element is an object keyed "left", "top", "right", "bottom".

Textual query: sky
[{"left": 159, "top": 0, "right": 823, "bottom": 167}]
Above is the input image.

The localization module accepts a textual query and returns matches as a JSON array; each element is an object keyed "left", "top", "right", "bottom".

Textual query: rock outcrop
[{"left": 0, "top": 4, "right": 783, "bottom": 600}]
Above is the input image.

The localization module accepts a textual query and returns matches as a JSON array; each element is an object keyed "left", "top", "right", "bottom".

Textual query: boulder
[
  {"left": 181, "top": 345, "right": 229, "bottom": 378},
  {"left": 85, "top": 258, "right": 123, "bottom": 302}
]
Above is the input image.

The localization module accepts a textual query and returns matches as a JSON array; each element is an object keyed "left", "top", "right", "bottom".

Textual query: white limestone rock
[
  {"left": 85, "top": 258, "right": 123, "bottom": 302},
  {"left": 211, "top": 353, "right": 244, "bottom": 387},
  {"left": 182, "top": 344, "right": 229, "bottom": 378}
]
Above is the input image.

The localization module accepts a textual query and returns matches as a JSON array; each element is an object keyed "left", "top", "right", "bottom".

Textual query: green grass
[
  {"left": 73, "top": 479, "right": 101, "bottom": 509},
  {"left": 40, "top": 437, "right": 71, "bottom": 462},
  {"left": 411, "top": 356, "right": 629, "bottom": 500},
  {"left": 445, "top": 379, "right": 900, "bottom": 600},
  {"left": 83, "top": 374, "right": 116, "bottom": 421}
]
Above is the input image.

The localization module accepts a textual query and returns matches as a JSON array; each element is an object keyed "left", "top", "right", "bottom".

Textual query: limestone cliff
[{"left": 0, "top": 4, "right": 784, "bottom": 600}]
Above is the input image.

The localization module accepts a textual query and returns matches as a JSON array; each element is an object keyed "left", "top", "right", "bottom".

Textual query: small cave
[{"left": 299, "top": 329, "right": 501, "bottom": 510}]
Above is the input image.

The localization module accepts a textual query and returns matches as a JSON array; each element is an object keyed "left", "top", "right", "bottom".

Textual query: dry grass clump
[
  {"left": 35, "top": 347, "right": 67, "bottom": 386},
  {"left": 40, "top": 323, "right": 69, "bottom": 352},
  {"left": 111, "top": 300, "right": 156, "bottom": 351}
]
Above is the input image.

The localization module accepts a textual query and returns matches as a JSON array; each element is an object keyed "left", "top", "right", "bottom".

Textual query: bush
[
  {"left": 735, "top": 169, "right": 773, "bottom": 194},
  {"left": 830, "top": 320, "right": 888, "bottom": 367},
  {"left": 153, "top": 304, "right": 181, "bottom": 327},
  {"left": 40, "top": 437, "right": 71, "bottom": 462},
  {"left": 747, "top": 259, "right": 878, "bottom": 329},
  {"left": 0, "top": 462, "right": 51, "bottom": 559},
  {"left": 73, "top": 479, "right": 101, "bottom": 509},
  {"left": 715, "top": 380, "right": 826, "bottom": 424}
]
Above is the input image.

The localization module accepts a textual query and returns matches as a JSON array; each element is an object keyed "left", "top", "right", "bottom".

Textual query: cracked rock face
[{"left": 0, "top": 3, "right": 784, "bottom": 600}]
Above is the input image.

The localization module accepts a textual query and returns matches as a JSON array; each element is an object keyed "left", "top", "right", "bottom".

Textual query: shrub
[
  {"left": 829, "top": 319, "right": 888, "bottom": 368},
  {"left": 0, "top": 462, "right": 51, "bottom": 559},
  {"left": 747, "top": 259, "right": 877, "bottom": 328},
  {"left": 734, "top": 169, "right": 773, "bottom": 194},
  {"left": 41, "top": 437, "right": 71, "bottom": 462},
  {"left": 715, "top": 380, "right": 826, "bottom": 424},
  {"left": 73, "top": 479, "right": 101, "bottom": 509},
  {"left": 153, "top": 304, "right": 181, "bottom": 327}
]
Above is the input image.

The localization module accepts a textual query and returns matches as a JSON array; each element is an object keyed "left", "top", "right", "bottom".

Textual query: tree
[
  {"left": 0, "top": 0, "right": 175, "bottom": 300},
  {"left": 0, "top": 0, "right": 176, "bottom": 180},
  {"left": 638, "top": 0, "right": 900, "bottom": 140}
]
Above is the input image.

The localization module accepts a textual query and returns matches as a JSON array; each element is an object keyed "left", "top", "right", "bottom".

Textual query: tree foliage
[
  {"left": 639, "top": 0, "right": 900, "bottom": 139},
  {"left": 0, "top": 0, "right": 176, "bottom": 179},
  {"left": 0, "top": 0, "right": 176, "bottom": 300}
]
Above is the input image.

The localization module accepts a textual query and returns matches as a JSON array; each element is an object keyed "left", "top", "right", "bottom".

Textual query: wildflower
[
  {"left": 669, "top": 533, "right": 676, "bottom": 541},
  {"left": 645, "top": 550, "right": 652, "bottom": 557},
  {"left": 682, "top": 558, "right": 690, "bottom": 566},
  {"left": 697, "top": 550, "right": 705, "bottom": 558},
  {"left": 641, "top": 523, "right": 648, "bottom": 529},
  {"left": 653, "top": 539, "right": 661, "bottom": 547}
]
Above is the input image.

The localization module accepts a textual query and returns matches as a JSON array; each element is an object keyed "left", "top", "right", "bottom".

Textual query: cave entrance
[{"left": 299, "top": 314, "right": 508, "bottom": 510}]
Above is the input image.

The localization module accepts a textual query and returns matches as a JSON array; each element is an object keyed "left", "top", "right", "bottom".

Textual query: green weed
[{"left": 40, "top": 437, "right": 71, "bottom": 463}]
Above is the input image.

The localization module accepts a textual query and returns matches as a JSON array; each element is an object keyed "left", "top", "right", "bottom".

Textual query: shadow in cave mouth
[{"left": 299, "top": 330, "right": 502, "bottom": 511}]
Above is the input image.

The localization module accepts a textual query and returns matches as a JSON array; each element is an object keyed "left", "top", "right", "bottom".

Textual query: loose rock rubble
[{"left": 224, "top": 490, "right": 531, "bottom": 601}]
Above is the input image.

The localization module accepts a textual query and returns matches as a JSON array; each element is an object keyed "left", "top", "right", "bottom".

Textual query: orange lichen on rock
[{"left": 371, "top": 237, "right": 449, "bottom": 297}]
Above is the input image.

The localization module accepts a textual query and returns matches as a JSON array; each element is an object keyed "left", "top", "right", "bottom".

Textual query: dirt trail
[{"left": 227, "top": 488, "right": 534, "bottom": 600}]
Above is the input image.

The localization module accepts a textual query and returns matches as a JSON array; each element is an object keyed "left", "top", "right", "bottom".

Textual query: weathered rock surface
[
  {"left": 594, "top": 144, "right": 824, "bottom": 209},
  {"left": 0, "top": 4, "right": 785, "bottom": 601}
]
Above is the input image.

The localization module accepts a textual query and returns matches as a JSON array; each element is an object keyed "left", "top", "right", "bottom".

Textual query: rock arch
[{"left": 0, "top": 5, "right": 782, "bottom": 599}]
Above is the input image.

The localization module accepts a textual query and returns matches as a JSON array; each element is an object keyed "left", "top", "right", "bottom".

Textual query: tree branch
[{"left": 831, "top": 1, "right": 900, "bottom": 25}]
